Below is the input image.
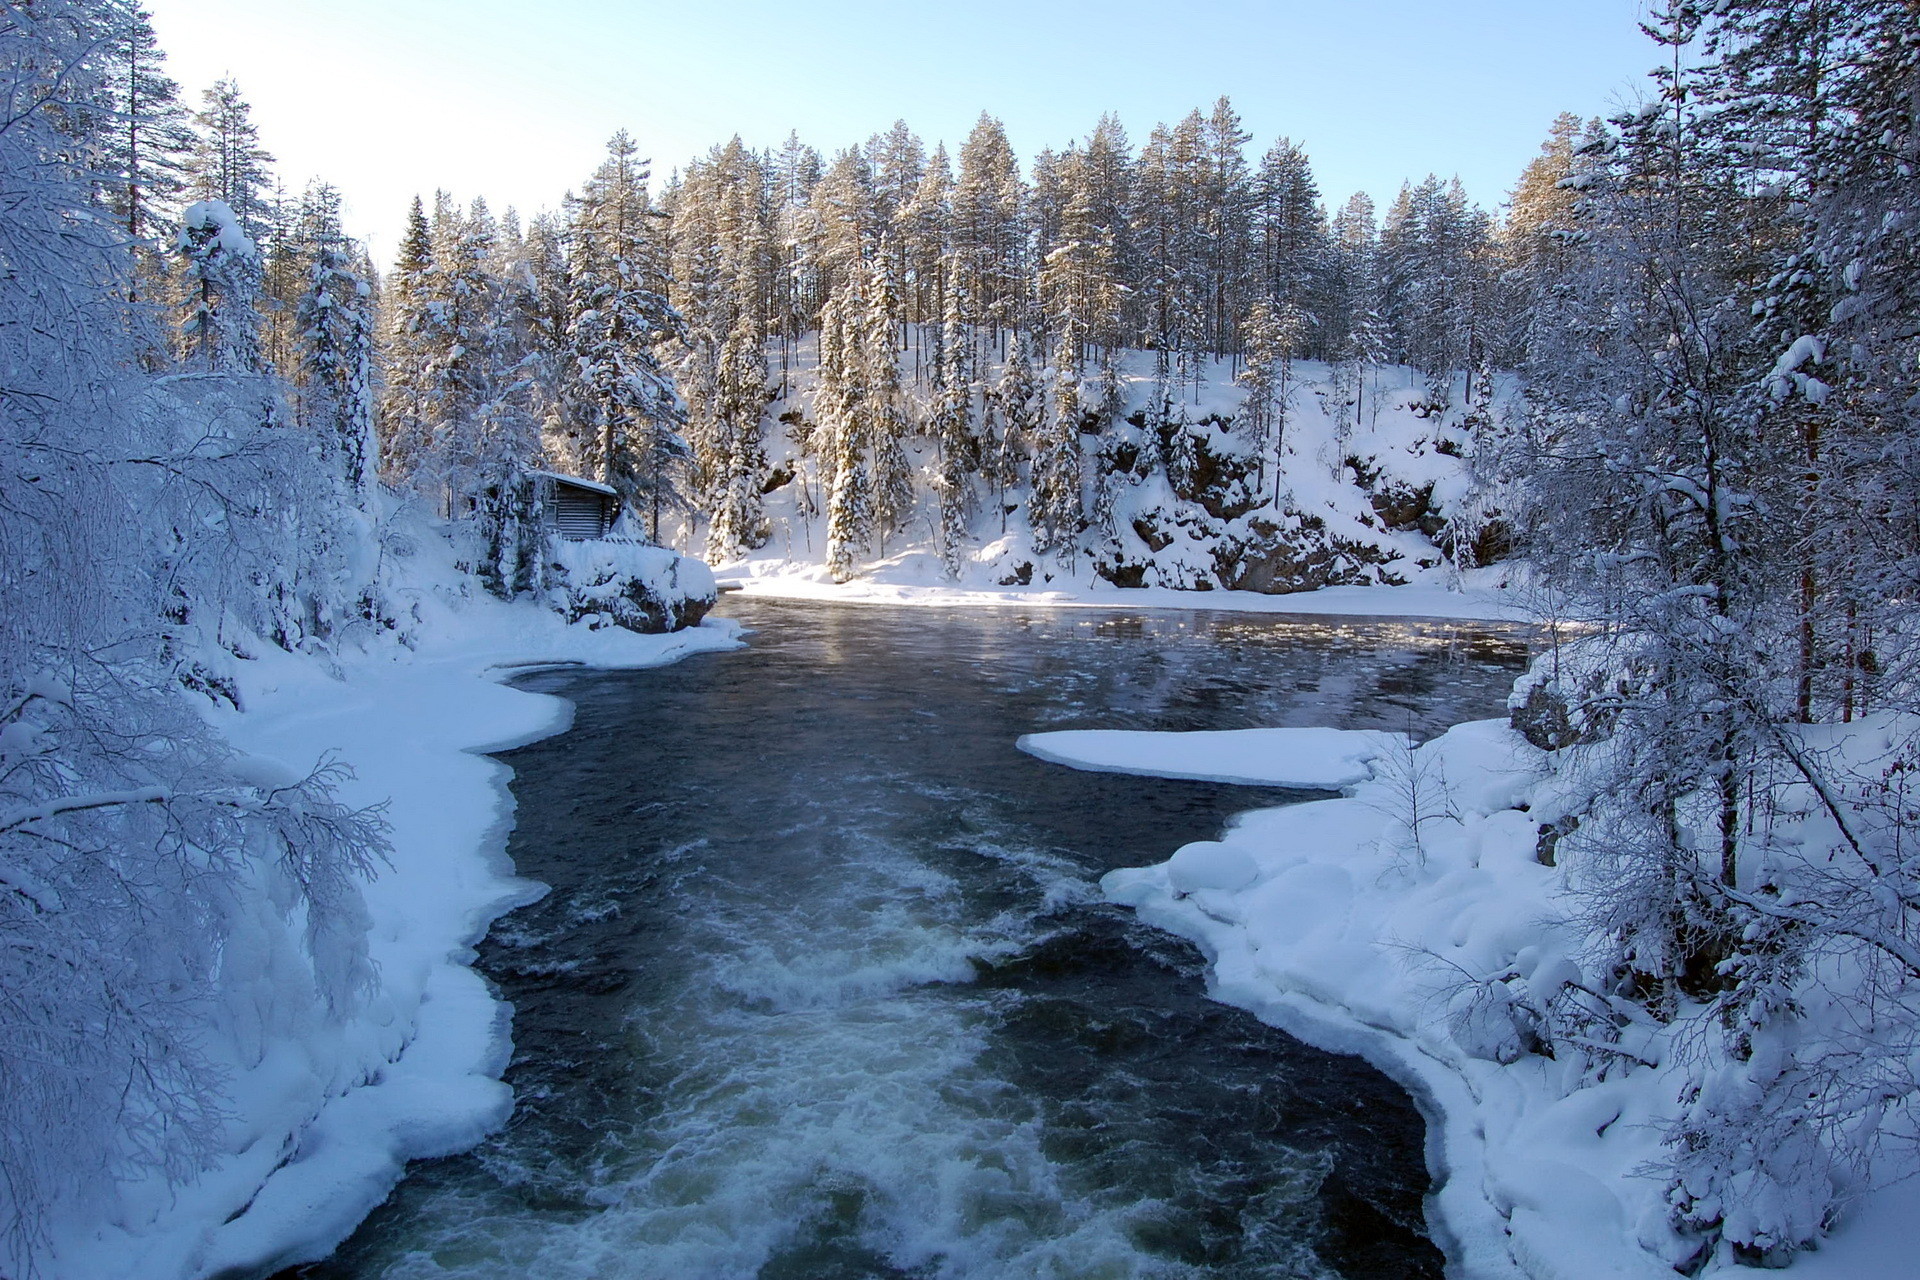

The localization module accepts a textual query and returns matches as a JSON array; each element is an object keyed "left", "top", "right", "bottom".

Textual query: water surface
[{"left": 304, "top": 599, "right": 1529, "bottom": 1279}]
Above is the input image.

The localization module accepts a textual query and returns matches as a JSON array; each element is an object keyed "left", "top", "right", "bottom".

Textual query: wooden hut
[{"left": 532, "top": 470, "right": 621, "bottom": 540}]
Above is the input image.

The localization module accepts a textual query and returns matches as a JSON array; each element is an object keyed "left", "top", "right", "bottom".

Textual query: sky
[{"left": 145, "top": 0, "right": 1660, "bottom": 263}]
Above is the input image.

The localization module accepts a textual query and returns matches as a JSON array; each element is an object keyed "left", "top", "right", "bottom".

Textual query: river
[{"left": 300, "top": 598, "right": 1530, "bottom": 1279}]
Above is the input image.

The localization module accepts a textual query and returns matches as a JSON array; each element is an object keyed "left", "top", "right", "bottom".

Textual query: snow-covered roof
[{"left": 528, "top": 469, "right": 618, "bottom": 497}]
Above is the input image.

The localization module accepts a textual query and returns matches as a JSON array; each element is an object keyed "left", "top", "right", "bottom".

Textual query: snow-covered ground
[
  {"left": 717, "top": 558, "right": 1531, "bottom": 623},
  {"left": 57, "top": 553, "right": 739, "bottom": 1279},
  {"left": 1031, "top": 723, "right": 1914, "bottom": 1279}
]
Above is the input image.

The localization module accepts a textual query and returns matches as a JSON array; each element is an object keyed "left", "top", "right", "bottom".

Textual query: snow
[
  {"left": 720, "top": 560, "right": 1529, "bottom": 622},
  {"left": 1017, "top": 726, "right": 1408, "bottom": 789},
  {"left": 1054, "top": 715, "right": 1917, "bottom": 1279},
  {"left": 55, "top": 539, "right": 739, "bottom": 1280}
]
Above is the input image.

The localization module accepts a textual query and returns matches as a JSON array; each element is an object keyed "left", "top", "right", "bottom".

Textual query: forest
[{"left": 5, "top": 0, "right": 1920, "bottom": 1273}]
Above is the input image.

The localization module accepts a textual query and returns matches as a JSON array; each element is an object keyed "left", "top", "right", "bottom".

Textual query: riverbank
[
  {"left": 1030, "top": 724, "right": 1916, "bottom": 1279},
  {"left": 715, "top": 557, "right": 1533, "bottom": 623},
  {"left": 61, "top": 586, "right": 739, "bottom": 1280}
]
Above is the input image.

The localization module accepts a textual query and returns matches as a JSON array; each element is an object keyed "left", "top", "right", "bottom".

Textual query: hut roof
[{"left": 528, "top": 469, "right": 618, "bottom": 498}]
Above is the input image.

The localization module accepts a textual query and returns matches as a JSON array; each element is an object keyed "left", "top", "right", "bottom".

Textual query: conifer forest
[{"left": 7, "top": 0, "right": 1920, "bottom": 1276}]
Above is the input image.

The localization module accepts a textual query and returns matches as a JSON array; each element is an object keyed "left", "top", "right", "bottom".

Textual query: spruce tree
[
  {"left": 177, "top": 197, "right": 263, "bottom": 373},
  {"left": 566, "top": 131, "right": 687, "bottom": 536},
  {"left": 292, "top": 183, "right": 375, "bottom": 495},
  {"left": 1029, "top": 319, "right": 1085, "bottom": 559}
]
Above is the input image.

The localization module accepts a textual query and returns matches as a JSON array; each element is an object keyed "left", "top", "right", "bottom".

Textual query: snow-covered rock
[{"left": 549, "top": 540, "right": 717, "bottom": 633}]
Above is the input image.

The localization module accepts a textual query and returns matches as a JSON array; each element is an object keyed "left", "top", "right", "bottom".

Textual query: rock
[
  {"left": 1511, "top": 683, "right": 1581, "bottom": 752},
  {"left": 1369, "top": 480, "right": 1446, "bottom": 537},
  {"left": 1214, "top": 514, "right": 1399, "bottom": 595},
  {"left": 1535, "top": 814, "right": 1580, "bottom": 866},
  {"left": 549, "top": 541, "right": 717, "bottom": 634}
]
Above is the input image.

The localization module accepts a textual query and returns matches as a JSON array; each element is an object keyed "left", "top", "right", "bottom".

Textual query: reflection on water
[{"left": 300, "top": 599, "right": 1530, "bottom": 1280}]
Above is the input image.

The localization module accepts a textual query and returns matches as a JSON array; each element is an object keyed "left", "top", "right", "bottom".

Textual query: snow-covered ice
[{"left": 1018, "top": 726, "right": 1408, "bottom": 789}]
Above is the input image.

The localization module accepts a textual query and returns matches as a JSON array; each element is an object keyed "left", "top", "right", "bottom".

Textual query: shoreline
[{"left": 716, "top": 563, "right": 1538, "bottom": 625}]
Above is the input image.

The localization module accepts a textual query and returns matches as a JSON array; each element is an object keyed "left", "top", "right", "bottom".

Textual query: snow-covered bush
[
  {"left": 548, "top": 540, "right": 717, "bottom": 633},
  {"left": 1509, "top": 626, "right": 1920, "bottom": 1265}
]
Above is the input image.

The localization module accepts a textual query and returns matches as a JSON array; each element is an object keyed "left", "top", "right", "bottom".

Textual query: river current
[{"left": 302, "top": 598, "right": 1530, "bottom": 1280}]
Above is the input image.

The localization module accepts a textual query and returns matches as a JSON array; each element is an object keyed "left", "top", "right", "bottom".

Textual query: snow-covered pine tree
[
  {"left": 1200, "top": 97, "right": 1255, "bottom": 360},
  {"left": 378, "top": 196, "right": 436, "bottom": 480},
  {"left": 930, "top": 278, "right": 976, "bottom": 577},
  {"left": 818, "top": 274, "right": 872, "bottom": 581},
  {"left": 1238, "top": 298, "right": 1281, "bottom": 497},
  {"left": 809, "top": 146, "right": 876, "bottom": 314},
  {"left": 186, "top": 76, "right": 275, "bottom": 241},
  {"left": 708, "top": 310, "right": 770, "bottom": 560},
  {"left": 177, "top": 197, "right": 264, "bottom": 373},
  {"left": 1081, "top": 113, "right": 1136, "bottom": 347},
  {"left": 952, "top": 113, "right": 1025, "bottom": 342},
  {"left": 567, "top": 131, "right": 688, "bottom": 538},
  {"left": 899, "top": 142, "right": 953, "bottom": 370},
  {"left": 1029, "top": 318, "right": 1085, "bottom": 560},
  {"left": 865, "top": 119, "right": 924, "bottom": 327},
  {"left": 1254, "top": 137, "right": 1330, "bottom": 357},
  {"left": 292, "top": 183, "right": 375, "bottom": 495},
  {"left": 994, "top": 325, "right": 1039, "bottom": 531},
  {"left": 865, "top": 249, "right": 913, "bottom": 556}
]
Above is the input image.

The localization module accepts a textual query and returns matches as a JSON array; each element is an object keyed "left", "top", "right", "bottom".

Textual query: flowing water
[{"left": 301, "top": 599, "right": 1530, "bottom": 1280}]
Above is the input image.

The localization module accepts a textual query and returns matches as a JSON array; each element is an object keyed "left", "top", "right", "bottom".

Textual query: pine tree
[
  {"left": 1238, "top": 298, "right": 1281, "bottom": 499},
  {"left": 97, "top": 0, "right": 192, "bottom": 298},
  {"left": 819, "top": 276, "right": 871, "bottom": 581},
  {"left": 864, "top": 253, "right": 913, "bottom": 556},
  {"left": 1200, "top": 97, "right": 1255, "bottom": 358},
  {"left": 1029, "top": 319, "right": 1085, "bottom": 558},
  {"left": 994, "top": 326, "right": 1039, "bottom": 529},
  {"left": 952, "top": 113, "right": 1026, "bottom": 341},
  {"left": 379, "top": 196, "right": 436, "bottom": 480},
  {"left": 1081, "top": 113, "right": 1137, "bottom": 346},
  {"left": 708, "top": 311, "right": 770, "bottom": 560},
  {"left": 186, "top": 77, "right": 275, "bottom": 240},
  {"left": 292, "top": 183, "right": 375, "bottom": 495},
  {"left": 177, "top": 197, "right": 263, "bottom": 373},
  {"left": 931, "top": 279, "right": 976, "bottom": 576},
  {"left": 1254, "top": 137, "right": 1330, "bottom": 356},
  {"left": 567, "top": 131, "right": 687, "bottom": 537},
  {"left": 900, "top": 142, "right": 953, "bottom": 365}
]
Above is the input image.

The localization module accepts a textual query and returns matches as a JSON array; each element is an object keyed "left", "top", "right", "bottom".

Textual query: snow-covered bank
[
  {"left": 57, "top": 590, "right": 740, "bottom": 1280},
  {"left": 1047, "top": 724, "right": 1912, "bottom": 1279},
  {"left": 718, "top": 558, "right": 1531, "bottom": 623}
]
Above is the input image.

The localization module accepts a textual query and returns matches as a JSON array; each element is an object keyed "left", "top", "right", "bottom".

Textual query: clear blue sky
[{"left": 146, "top": 0, "right": 1659, "bottom": 262}]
